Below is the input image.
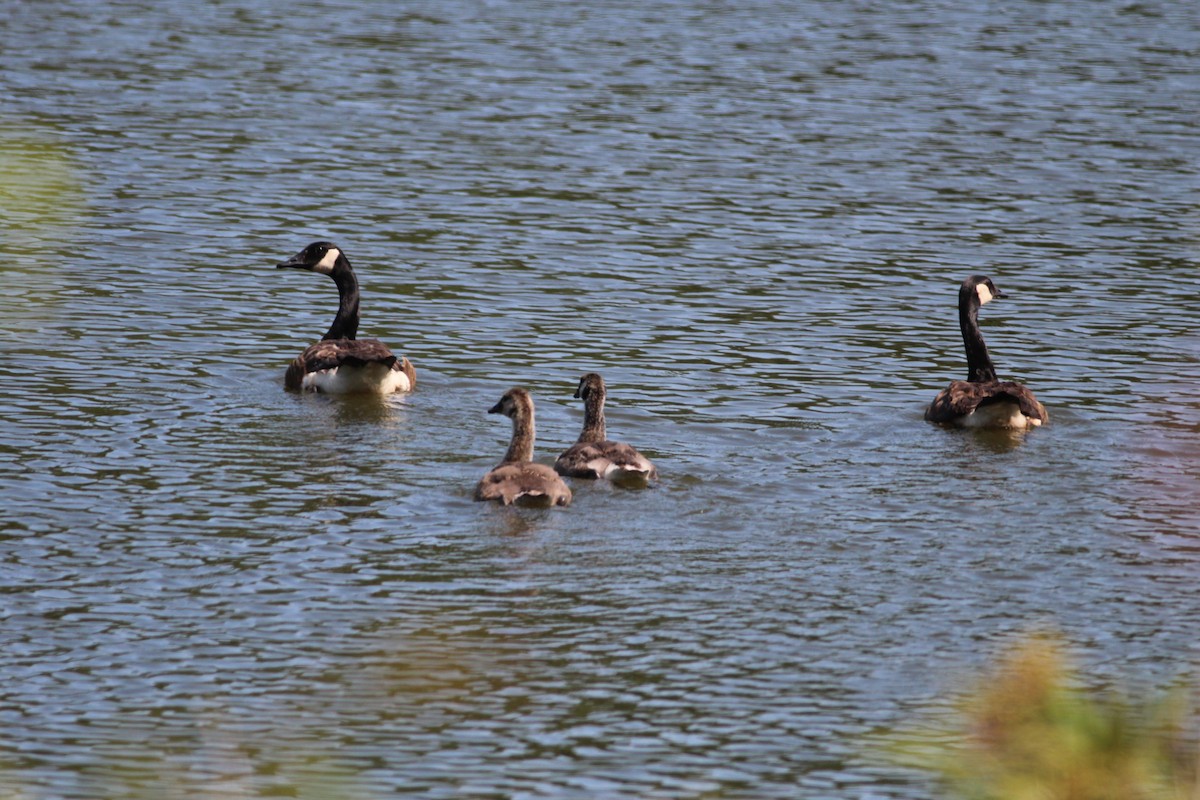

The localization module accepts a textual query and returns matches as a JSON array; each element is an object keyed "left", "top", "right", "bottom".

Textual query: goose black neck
[
  {"left": 959, "top": 292, "right": 997, "bottom": 383},
  {"left": 503, "top": 411, "right": 535, "bottom": 464},
  {"left": 578, "top": 389, "right": 607, "bottom": 444},
  {"left": 323, "top": 257, "right": 360, "bottom": 341}
]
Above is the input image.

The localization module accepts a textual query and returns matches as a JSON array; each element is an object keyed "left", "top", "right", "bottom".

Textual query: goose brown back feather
[
  {"left": 555, "top": 373, "right": 657, "bottom": 480},
  {"left": 476, "top": 388, "right": 572, "bottom": 507},
  {"left": 284, "top": 340, "right": 415, "bottom": 393},
  {"left": 276, "top": 241, "right": 415, "bottom": 394},
  {"left": 925, "top": 380, "right": 1047, "bottom": 425},
  {"left": 926, "top": 276, "right": 1047, "bottom": 428}
]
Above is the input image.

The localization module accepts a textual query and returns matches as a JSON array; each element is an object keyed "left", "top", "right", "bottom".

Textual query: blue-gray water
[{"left": 2, "top": 1, "right": 1198, "bottom": 797}]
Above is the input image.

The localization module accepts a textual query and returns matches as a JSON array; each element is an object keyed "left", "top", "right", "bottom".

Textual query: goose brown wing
[
  {"left": 556, "top": 441, "right": 656, "bottom": 479},
  {"left": 597, "top": 441, "right": 656, "bottom": 476},
  {"left": 986, "top": 380, "right": 1047, "bottom": 422},
  {"left": 285, "top": 339, "right": 403, "bottom": 391},
  {"left": 555, "top": 443, "right": 602, "bottom": 478},
  {"left": 925, "top": 380, "right": 1047, "bottom": 423},
  {"left": 299, "top": 339, "right": 397, "bottom": 373},
  {"left": 475, "top": 463, "right": 572, "bottom": 506}
]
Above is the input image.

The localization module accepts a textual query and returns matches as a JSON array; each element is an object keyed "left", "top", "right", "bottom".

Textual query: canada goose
[
  {"left": 555, "top": 373, "right": 658, "bottom": 482},
  {"left": 475, "top": 388, "right": 572, "bottom": 507},
  {"left": 926, "top": 275, "right": 1047, "bottom": 429},
  {"left": 276, "top": 241, "right": 415, "bottom": 394}
]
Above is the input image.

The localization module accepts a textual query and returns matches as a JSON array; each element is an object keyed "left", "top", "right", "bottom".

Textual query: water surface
[{"left": 2, "top": 1, "right": 1199, "bottom": 797}]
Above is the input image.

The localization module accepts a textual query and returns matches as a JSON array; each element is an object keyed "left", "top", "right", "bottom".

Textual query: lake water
[{"left": 2, "top": 1, "right": 1199, "bottom": 797}]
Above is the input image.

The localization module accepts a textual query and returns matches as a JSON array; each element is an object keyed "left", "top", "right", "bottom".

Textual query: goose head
[
  {"left": 277, "top": 241, "right": 345, "bottom": 276},
  {"left": 961, "top": 275, "right": 1006, "bottom": 307},
  {"left": 488, "top": 387, "right": 533, "bottom": 419},
  {"left": 573, "top": 372, "right": 606, "bottom": 401}
]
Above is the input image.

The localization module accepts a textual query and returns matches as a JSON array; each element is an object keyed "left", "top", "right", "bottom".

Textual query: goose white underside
[
  {"left": 590, "top": 460, "right": 652, "bottom": 480},
  {"left": 301, "top": 364, "right": 412, "bottom": 394},
  {"left": 958, "top": 400, "right": 1042, "bottom": 429},
  {"left": 508, "top": 489, "right": 557, "bottom": 507}
]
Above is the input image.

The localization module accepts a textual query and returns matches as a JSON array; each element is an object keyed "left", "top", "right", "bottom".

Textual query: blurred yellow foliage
[
  {"left": 891, "top": 635, "right": 1200, "bottom": 800},
  {"left": 0, "top": 128, "right": 82, "bottom": 229}
]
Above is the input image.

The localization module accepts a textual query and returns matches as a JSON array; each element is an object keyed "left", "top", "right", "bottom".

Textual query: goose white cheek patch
[
  {"left": 315, "top": 248, "right": 341, "bottom": 273},
  {"left": 976, "top": 283, "right": 994, "bottom": 304}
]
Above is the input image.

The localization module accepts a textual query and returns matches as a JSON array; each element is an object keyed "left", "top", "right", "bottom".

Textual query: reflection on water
[
  {"left": 1, "top": 0, "right": 1199, "bottom": 797},
  {"left": 943, "top": 425, "right": 1038, "bottom": 455}
]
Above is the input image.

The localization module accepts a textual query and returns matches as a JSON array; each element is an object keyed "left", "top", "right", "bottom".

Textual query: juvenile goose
[
  {"left": 555, "top": 373, "right": 658, "bottom": 482},
  {"left": 475, "top": 388, "right": 572, "bottom": 507},
  {"left": 276, "top": 241, "right": 415, "bottom": 394},
  {"left": 925, "top": 275, "right": 1047, "bottom": 429}
]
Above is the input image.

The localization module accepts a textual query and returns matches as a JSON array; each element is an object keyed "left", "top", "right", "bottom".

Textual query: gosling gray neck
[
  {"left": 502, "top": 411, "right": 535, "bottom": 463},
  {"left": 578, "top": 389, "right": 607, "bottom": 444}
]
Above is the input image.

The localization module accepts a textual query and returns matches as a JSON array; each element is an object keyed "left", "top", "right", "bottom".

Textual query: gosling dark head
[{"left": 573, "top": 372, "right": 605, "bottom": 400}]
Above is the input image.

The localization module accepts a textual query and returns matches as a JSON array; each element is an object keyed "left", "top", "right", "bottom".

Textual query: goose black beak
[
  {"left": 993, "top": 289, "right": 1008, "bottom": 300},
  {"left": 488, "top": 401, "right": 504, "bottom": 414},
  {"left": 276, "top": 255, "right": 306, "bottom": 270}
]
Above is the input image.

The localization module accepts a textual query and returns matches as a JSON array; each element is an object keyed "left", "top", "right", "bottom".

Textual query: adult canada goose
[
  {"left": 556, "top": 373, "right": 658, "bottom": 483},
  {"left": 925, "top": 275, "right": 1048, "bottom": 429},
  {"left": 276, "top": 241, "right": 415, "bottom": 394},
  {"left": 475, "top": 388, "right": 572, "bottom": 507}
]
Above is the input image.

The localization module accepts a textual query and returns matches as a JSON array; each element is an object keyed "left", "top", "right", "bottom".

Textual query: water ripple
[{"left": 2, "top": 0, "right": 1198, "bottom": 797}]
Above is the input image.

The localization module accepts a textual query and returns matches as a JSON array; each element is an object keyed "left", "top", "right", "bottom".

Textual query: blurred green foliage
[
  {"left": 0, "top": 125, "right": 84, "bottom": 262},
  {"left": 890, "top": 635, "right": 1199, "bottom": 800}
]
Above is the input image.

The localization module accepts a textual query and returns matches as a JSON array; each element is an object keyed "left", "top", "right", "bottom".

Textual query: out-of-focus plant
[
  {"left": 0, "top": 126, "right": 86, "bottom": 324},
  {"left": 890, "top": 635, "right": 1200, "bottom": 800},
  {"left": 0, "top": 127, "right": 83, "bottom": 235}
]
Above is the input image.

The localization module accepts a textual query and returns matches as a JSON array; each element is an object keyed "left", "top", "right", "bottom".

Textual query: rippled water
[{"left": 2, "top": 1, "right": 1199, "bottom": 797}]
